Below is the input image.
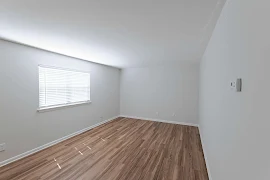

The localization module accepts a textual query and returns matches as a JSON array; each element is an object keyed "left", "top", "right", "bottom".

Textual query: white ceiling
[{"left": 0, "top": 0, "right": 226, "bottom": 68}]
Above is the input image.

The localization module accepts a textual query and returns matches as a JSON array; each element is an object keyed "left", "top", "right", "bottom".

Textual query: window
[{"left": 38, "top": 66, "right": 91, "bottom": 111}]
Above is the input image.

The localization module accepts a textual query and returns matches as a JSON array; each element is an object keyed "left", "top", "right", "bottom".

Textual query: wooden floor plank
[{"left": 0, "top": 117, "right": 209, "bottom": 180}]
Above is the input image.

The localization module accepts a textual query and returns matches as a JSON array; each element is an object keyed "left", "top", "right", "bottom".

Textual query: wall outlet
[
  {"left": 0, "top": 143, "right": 6, "bottom": 152},
  {"left": 156, "top": 112, "right": 159, "bottom": 116},
  {"left": 172, "top": 113, "right": 176, "bottom": 117}
]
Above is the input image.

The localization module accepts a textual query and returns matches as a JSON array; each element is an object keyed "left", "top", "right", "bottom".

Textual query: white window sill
[{"left": 37, "top": 101, "right": 92, "bottom": 113}]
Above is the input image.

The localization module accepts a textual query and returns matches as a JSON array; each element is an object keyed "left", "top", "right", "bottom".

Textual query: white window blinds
[{"left": 39, "top": 66, "right": 90, "bottom": 109}]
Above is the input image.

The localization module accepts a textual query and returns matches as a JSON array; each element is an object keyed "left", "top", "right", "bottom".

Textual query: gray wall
[
  {"left": 0, "top": 40, "right": 120, "bottom": 162},
  {"left": 199, "top": 0, "right": 270, "bottom": 179},
  {"left": 120, "top": 63, "right": 199, "bottom": 124}
]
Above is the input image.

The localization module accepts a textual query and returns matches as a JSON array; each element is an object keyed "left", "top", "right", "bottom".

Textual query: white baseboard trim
[
  {"left": 0, "top": 116, "right": 120, "bottom": 167},
  {"left": 120, "top": 115, "right": 198, "bottom": 127},
  {"left": 198, "top": 126, "right": 212, "bottom": 180}
]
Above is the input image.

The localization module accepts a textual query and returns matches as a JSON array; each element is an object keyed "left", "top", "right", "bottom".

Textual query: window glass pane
[{"left": 39, "top": 66, "right": 90, "bottom": 108}]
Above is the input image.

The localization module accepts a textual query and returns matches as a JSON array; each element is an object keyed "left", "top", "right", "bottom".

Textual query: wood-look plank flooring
[{"left": 0, "top": 117, "right": 208, "bottom": 180}]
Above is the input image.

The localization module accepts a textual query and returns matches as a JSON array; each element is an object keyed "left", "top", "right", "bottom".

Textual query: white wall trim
[
  {"left": 120, "top": 115, "right": 198, "bottom": 127},
  {"left": 198, "top": 126, "right": 212, "bottom": 180},
  {"left": 0, "top": 116, "right": 120, "bottom": 167}
]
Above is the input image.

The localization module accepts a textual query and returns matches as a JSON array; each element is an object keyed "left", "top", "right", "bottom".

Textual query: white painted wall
[
  {"left": 0, "top": 40, "right": 120, "bottom": 162},
  {"left": 120, "top": 64, "right": 199, "bottom": 125},
  {"left": 199, "top": 0, "right": 270, "bottom": 179}
]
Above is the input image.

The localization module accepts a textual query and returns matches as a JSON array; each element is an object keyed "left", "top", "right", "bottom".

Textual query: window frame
[{"left": 37, "top": 65, "right": 91, "bottom": 112}]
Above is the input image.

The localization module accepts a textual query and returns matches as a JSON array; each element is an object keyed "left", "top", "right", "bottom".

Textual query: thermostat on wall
[{"left": 230, "top": 78, "right": 242, "bottom": 92}]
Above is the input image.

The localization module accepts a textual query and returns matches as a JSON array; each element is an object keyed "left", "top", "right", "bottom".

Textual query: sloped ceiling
[{"left": 0, "top": 0, "right": 226, "bottom": 68}]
